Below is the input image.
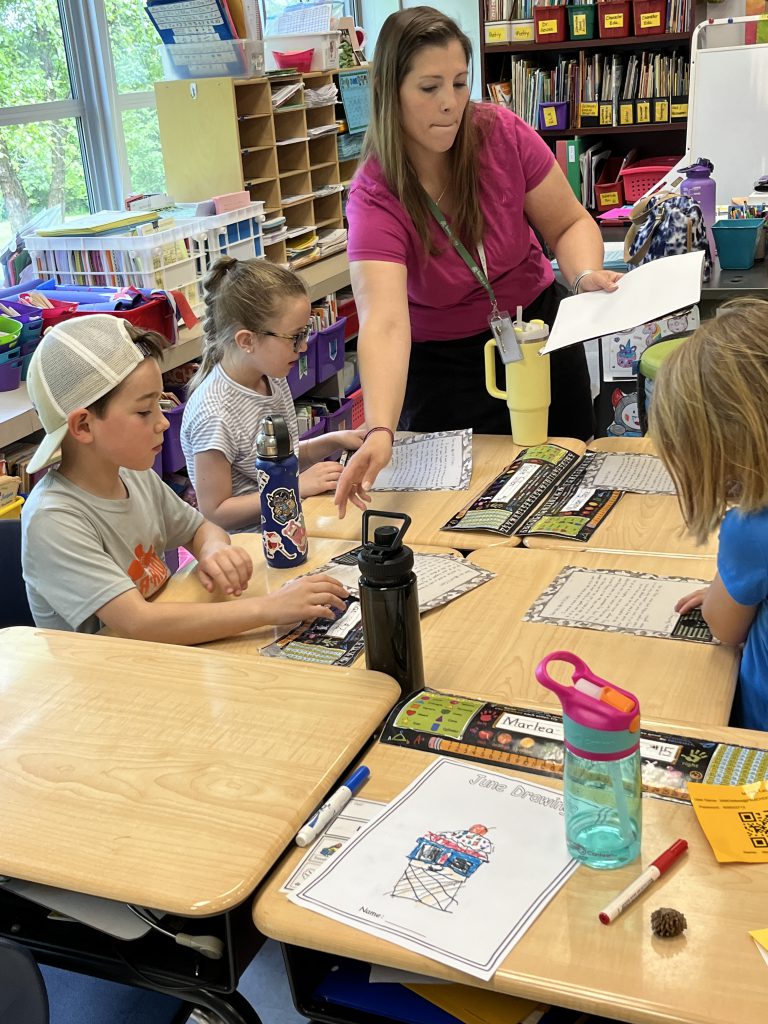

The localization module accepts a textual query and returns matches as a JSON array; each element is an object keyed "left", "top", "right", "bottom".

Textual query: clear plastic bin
[
  {"left": 264, "top": 32, "right": 340, "bottom": 72},
  {"left": 160, "top": 39, "right": 264, "bottom": 80}
]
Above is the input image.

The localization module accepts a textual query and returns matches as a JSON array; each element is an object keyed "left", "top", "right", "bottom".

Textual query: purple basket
[
  {"left": 0, "top": 358, "right": 23, "bottom": 392},
  {"left": 0, "top": 300, "right": 44, "bottom": 345},
  {"left": 162, "top": 401, "right": 187, "bottom": 474},
  {"left": 287, "top": 336, "right": 317, "bottom": 399},
  {"left": 315, "top": 317, "right": 347, "bottom": 384}
]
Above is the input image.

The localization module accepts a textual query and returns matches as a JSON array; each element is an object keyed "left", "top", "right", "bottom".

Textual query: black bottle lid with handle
[{"left": 357, "top": 511, "right": 414, "bottom": 585}]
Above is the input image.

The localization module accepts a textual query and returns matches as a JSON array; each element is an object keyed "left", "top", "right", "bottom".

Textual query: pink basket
[
  {"left": 619, "top": 157, "right": 681, "bottom": 202},
  {"left": 273, "top": 48, "right": 314, "bottom": 72}
]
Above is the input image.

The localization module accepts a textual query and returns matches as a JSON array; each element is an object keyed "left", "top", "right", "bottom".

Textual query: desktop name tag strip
[{"left": 378, "top": 690, "right": 768, "bottom": 804}]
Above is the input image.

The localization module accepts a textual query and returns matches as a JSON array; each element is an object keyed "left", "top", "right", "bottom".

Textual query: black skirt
[{"left": 399, "top": 280, "right": 594, "bottom": 441}]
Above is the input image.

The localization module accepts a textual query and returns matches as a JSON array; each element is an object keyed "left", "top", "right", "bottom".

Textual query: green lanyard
[{"left": 426, "top": 194, "right": 498, "bottom": 314}]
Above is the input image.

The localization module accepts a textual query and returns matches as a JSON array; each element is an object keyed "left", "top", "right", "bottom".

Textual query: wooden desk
[
  {"left": 420, "top": 547, "right": 736, "bottom": 726},
  {"left": 523, "top": 437, "right": 718, "bottom": 558},
  {"left": 253, "top": 717, "right": 768, "bottom": 1024},
  {"left": 154, "top": 535, "right": 460, "bottom": 657},
  {"left": 301, "top": 436, "right": 587, "bottom": 551},
  {"left": 0, "top": 627, "right": 399, "bottom": 915}
]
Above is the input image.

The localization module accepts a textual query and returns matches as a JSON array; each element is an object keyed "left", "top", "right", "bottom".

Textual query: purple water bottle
[
  {"left": 680, "top": 157, "right": 716, "bottom": 229},
  {"left": 255, "top": 414, "right": 308, "bottom": 569}
]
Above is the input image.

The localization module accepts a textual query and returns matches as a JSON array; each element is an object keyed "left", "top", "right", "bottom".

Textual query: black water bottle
[{"left": 358, "top": 511, "right": 425, "bottom": 697}]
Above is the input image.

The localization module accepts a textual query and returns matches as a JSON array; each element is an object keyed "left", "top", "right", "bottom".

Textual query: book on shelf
[{"left": 487, "top": 80, "right": 512, "bottom": 106}]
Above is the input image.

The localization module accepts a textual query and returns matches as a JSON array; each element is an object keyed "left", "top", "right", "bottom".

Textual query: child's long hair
[
  {"left": 650, "top": 298, "right": 768, "bottom": 544},
  {"left": 187, "top": 256, "right": 307, "bottom": 394},
  {"left": 362, "top": 6, "right": 486, "bottom": 254}
]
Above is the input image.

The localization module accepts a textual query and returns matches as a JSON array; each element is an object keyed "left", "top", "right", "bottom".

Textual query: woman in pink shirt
[{"left": 336, "top": 6, "right": 621, "bottom": 516}]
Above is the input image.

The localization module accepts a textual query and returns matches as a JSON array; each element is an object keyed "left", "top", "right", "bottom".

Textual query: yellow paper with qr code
[{"left": 688, "top": 780, "right": 768, "bottom": 863}]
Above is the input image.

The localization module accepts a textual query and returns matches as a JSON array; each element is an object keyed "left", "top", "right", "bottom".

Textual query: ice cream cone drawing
[{"left": 391, "top": 823, "right": 494, "bottom": 912}]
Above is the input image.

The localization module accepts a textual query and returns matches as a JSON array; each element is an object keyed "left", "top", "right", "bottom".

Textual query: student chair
[
  {"left": 0, "top": 936, "right": 191, "bottom": 1024},
  {"left": 0, "top": 518, "right": 35, "bottom": 628}
]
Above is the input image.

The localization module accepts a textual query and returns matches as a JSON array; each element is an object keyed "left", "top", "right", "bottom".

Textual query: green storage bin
[
  {"left": 0, "top": 315, "right": 22, "bottom": 349},
  {"left": 568, "top": 3, "right": 596, "bottom": 39}
]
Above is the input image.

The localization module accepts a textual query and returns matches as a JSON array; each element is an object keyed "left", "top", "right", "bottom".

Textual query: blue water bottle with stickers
[
  {"left": 255, "top": 414, "right": 308, "bottom": 569},
  {"left": 536, "top": 650, "right": 642, "bottom": 870}
]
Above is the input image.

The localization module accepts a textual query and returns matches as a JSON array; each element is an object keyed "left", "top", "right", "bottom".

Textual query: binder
[{"left": 565, "top": 137, "right": 584, "bottom": 199}]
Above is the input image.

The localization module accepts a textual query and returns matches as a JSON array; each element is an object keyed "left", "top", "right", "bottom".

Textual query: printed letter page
[{"left": 371, "top": 430, "right": 472, "bottom": 491}]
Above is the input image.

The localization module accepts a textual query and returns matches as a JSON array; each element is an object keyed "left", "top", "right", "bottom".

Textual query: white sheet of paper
[
  {"left": 587, "top": 453, "right": 675, "bottom": 494},
  {"left": 307, "top": 553, "right": 494, "bottom": 614},
  {"left": 372, "top": 430, "right": 472, "bottom": 491},
  {"left": 289, "top": 758, "right": 577, "bottom": 981},
  {"left": 543, "top": 252, "right": 704, "bottom": 354},
  {"left": 524, "top": 567, "right": 708, "bottom": 637},
  {"left": 754, "top": 939, "right": 768, "bottom": 969},
  {"left": 281, "top": 798, "right": 385, "bottom": 893}
]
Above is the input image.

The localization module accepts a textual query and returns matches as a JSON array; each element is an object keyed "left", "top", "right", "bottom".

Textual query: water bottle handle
[
  {"left": 361, "top": 509, "right": 412, "bottom": 548},
  {"left": 535, "top": 650, "right": 609, "bottom": 695}
]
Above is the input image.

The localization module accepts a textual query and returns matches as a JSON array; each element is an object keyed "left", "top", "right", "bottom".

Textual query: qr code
[{"left": 739, "top": 811, "right": 768, "bottom": 849}]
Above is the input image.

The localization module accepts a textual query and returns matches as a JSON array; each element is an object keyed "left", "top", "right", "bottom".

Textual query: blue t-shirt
[{"left": 718, "top": 506, "right": 768, "bottom": 730}]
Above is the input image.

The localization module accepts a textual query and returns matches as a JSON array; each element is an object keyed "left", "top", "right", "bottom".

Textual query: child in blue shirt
[{"left": 650, "top": 298, "right": 768, "bottom": 730}]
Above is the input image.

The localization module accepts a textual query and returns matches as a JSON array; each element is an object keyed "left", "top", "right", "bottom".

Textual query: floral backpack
[{"left": 624, "top": 193, "right": 712, "bottom": 280}]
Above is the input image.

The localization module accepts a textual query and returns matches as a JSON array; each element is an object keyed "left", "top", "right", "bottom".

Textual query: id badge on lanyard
[{"left": 479, "top": 242, "right": 522, "bottom": 365}]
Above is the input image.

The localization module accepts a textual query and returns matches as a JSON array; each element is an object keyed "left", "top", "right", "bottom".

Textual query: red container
[
  {"left": 273, "top": 48, "right": 314, "bottom": 73},
  {"left": 594, "top": 157, "right": 626, "bottom": 212},
  {"left": 619, "top": 156, "right": 681, "bottom": 202},
  {"left": 597, "top": 0, "right": 631, "bottom": 38},
  {"left": 347, "top": 387, "right": 365, "bottom": 428},
  {"left": 534, "top": 5, "right": 568, "bottom": 42},
  {"left": 632, "top": 0, "right": 667, "bottom": 34}
]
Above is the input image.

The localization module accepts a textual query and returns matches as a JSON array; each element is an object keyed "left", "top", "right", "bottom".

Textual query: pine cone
[{"left": 650, "top": 907, "right": 687, "bottom": 937}]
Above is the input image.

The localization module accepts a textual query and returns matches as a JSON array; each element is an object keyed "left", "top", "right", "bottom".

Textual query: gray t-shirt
[
  {"left": 22, "top": 468, "right": 204, "bottom": 633},
  {"left": 180, "top": 364, "right": 298, "bottom": 497}
]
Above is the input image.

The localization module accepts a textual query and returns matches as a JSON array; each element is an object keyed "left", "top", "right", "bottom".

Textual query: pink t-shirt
[{"left": 346, "top": 105, "right": 555, "bottom": 342}]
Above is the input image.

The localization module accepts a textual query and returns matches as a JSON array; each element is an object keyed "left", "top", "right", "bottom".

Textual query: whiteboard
[{"left": 686, "top": 42, "right": 768, "bottom": 205}]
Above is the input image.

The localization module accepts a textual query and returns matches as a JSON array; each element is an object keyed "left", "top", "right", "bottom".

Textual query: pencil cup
[{"left": 484, "top": 318, "right": 550, "bottom": 446}]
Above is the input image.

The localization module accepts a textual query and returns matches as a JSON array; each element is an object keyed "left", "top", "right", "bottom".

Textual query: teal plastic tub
[{"left": 712, "top": 218, "right": 765, "bottom": 270}]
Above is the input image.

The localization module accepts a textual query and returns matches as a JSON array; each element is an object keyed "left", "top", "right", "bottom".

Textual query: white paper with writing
[
  {"left": 371, "top": 429, "right": 473, "bottom": 491},
  {"left": 289, "top": 758, "right": 577, "bottom": 981},
  {"left": 581, "top": 452, "right": 675, "bottom": 495}
]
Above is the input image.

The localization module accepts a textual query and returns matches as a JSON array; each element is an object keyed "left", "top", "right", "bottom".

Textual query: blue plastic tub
[{"left": 712, "top": 218, "right": 764, "bottom": 270}]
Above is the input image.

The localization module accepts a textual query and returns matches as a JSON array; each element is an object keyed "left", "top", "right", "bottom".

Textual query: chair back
[
  {"left": 0, "top": 936, "right": 49, "bottom": 1024},
  {"left": 0, "top": 518, "right": 35, "bottom": 628}
]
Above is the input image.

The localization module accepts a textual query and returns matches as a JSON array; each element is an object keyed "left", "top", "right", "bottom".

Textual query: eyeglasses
[{"left": 259, "top": 324, "right": 313, "bottom": 353}]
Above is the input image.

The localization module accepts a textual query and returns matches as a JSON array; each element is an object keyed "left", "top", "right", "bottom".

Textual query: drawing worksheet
[
  {"left": 370, "top": 430, "right": 473, "bottom": 491},
  {"left": 289, "top": 759, "right": 577, "bottom": 980},
  {"left": 524, "top": 566, "right": 713, "bottom": 641}
]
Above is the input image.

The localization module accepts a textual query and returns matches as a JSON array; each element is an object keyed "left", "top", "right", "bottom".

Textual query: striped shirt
[{"left": 180, "top": 364, "right": 298, "bottom": 496}]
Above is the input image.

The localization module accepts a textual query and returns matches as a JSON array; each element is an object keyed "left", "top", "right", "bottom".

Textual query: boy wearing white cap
[{"left": 21, "top": 315, "right": 348, "bottom": 642}]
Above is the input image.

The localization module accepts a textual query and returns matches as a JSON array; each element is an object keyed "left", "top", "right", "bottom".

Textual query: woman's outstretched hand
[
  {"left": 334, "top": 431, "right": 394, "bottom": 518},
  {"left": 578, "top": 270, "right": 623, "bottom": 293}
]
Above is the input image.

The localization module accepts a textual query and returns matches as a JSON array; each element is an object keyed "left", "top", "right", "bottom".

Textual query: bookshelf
[
  {"left": 155, "top": 71, "right": 344, "bottom": 268},
  {"left": 478, "top": 1, "right": 692, "bottom": 170}
]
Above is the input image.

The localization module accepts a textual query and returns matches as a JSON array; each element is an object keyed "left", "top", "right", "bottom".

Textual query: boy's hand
[
  {"left": 196, "top": 541, "right": 253, "bottom": 596},
  {"left": 674, "top": 587, "right": 709, "bottom": 614},
  {"left": 267, "top": 574, "right": 349, "bottom": 624},
  {"left": 326, "top": 428, "right": 367, "bottom": 452},
  {"left": 300, "top": 460, "right": 344, "bottom": 497}
]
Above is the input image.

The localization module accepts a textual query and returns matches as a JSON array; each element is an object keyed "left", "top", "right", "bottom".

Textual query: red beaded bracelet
[{"left": 364, "top": 426, "right": 395, "bottom": 444}]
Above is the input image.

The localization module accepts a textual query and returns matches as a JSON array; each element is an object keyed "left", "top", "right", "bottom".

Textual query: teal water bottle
[{"left": 536, "top": 651, "right": 642, "bottom": 870}]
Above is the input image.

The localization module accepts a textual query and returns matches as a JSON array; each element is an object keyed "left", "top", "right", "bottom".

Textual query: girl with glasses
[{"left": 181, "top": 256, "right": 364, "bottom": 531}]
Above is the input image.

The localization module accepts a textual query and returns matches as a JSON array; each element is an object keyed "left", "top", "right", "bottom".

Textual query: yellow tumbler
[{"left": 484, "top": 318, "right": 551, "bottom": 446}]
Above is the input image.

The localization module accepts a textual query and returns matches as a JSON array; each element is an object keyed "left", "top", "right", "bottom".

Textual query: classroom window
[{"left": 0, "top": 0, "right": 166, "bottom": 252}]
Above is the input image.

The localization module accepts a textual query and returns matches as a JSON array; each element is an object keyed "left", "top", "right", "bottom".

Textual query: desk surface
[
  {"left": 0, "top": 627, "right": 399, "bottom": 915},
  {"left": 523, "top": 437, "right": 718, "bottom": 558},
  {"left": 253, "top": 716, "right": 768, "bottom": 1024},
  {"left": 421, "top": 547, "right": 735, "bottom": 726},
  {"left": 154, "top": 535, "right": 460, "bottom": 658},
  {"left": 301, "top": 436, "right": 589, "bottom": 551}
]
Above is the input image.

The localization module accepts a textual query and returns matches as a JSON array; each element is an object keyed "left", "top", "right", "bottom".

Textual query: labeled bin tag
[{"left": 489, "top": 311, "right": 522, "bottom": 364}]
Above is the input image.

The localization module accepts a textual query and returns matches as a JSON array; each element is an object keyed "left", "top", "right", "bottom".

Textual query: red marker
[{"left": 598, "top": 839, "right": 688, "bottom": 925}]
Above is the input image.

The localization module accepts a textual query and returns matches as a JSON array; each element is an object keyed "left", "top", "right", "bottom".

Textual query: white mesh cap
[{"left": 27, "top": 315, "right": 145, "bottom": 474}]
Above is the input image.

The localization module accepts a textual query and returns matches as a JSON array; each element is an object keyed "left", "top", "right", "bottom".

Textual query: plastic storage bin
[
  {"left": 632, "top": 0, "right": 667, "bottom": 34},
  {"left": 0, "top": 496, "right": 24, "bottom": 519},
  {"left": 568, "top": 3, "right": 596, "bottom": 39},
  {"left": 619, "top": 156, "right": 680, "bottom": 201},
  {"left": 539, "top": 102, "right": 569, "bottom": 131},
  {"left": 712, "top": 219, "right": 765, "bottom": 270},
  {"left": 0, "top": 358, "right": 23, "bottom": 392},
  {"left": 273, "top": 47, "right": 314, "bottom": 72},
  {"left": 160, "top": 39, "right": 264, "bottom": 80},
  {"left": 162, "top": 402, "right": 187, "bottom": 475},
  {"left": 0, "top": 300, "right": 43, "bottom": 344},
  {"left": 315, "top": 317, "right": 347, "bottom": 383},
  {"left": 0, "top": 315, "right": 22, "bottom": 349},
  {"left": 192, "top": 203, "right": 265, "bottom": 269},
  {"left": 534, "top": 5, "right": 567, "bottom": 41},
  {"left": 597, "top": 0, "right": 631, "bottom": 38},
  {"left": 347, "top": 387, "right": 364, "bottom": 428},
  {"left": 264, "top": 32, "right": 340, "bottom": 72},
  {"left": 287, "top": 336, "right": 317, "bottom": 399}
]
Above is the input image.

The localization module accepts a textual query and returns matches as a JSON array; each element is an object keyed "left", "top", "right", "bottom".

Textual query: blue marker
[{"left": 295, "top": 765, "right": 370, "bottom": 847}]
